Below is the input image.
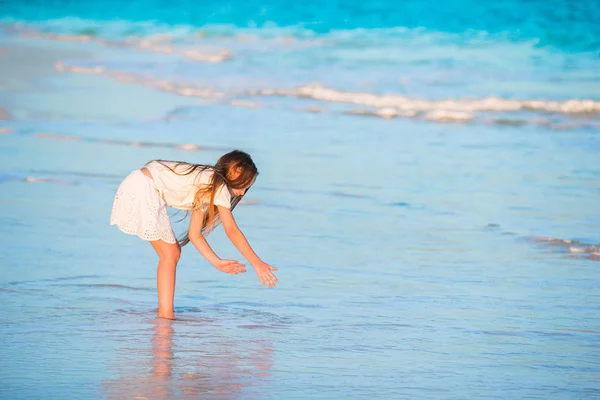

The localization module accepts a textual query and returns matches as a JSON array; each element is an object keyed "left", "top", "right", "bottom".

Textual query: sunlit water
[{"left": 1, "top": 1, "right": 599, "bottom": 398}]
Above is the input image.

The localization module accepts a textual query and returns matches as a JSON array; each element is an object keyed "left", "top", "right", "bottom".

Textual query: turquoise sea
[{"left": 1, "top": 1, "right": 599, "bottom": 398}]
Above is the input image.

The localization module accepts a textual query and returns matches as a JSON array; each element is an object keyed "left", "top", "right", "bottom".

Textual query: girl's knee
[
  {"left": 169, "top": 247, "right": 181, "bottom": 263},
  {"left": 151, "top": 240, "right": 181, "bottom": 264},
  {"left": 160, "top": 246, "right": 181, "bottom": 264}
]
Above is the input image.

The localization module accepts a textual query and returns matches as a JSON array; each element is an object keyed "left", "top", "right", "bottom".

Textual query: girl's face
[{"left": 231, "top": 174, "right": 256, "bottom": 197}]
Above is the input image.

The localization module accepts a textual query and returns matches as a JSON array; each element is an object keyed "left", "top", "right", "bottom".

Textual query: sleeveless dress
[{"left": 110, "top": 161, "right": 231, "bottom": 243}]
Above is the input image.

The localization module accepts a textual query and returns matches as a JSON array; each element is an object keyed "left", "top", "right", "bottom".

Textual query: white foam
[
  {"left": 535, "top": 236, "right": 600, "bottom": 261},
  {"left": 34, "top": 132, "right": 82, "bottom": 141},
  {"left": 300, "top": 106, "right": 327, "bottom": 113},
  {"left": 254, "top": 84, "right": 600, "bottom": 114},
  {"left": 55, "top": 62, "right": 105, "bottom": 74},
  {"left": 18, "top": 28, "right": 232, "bottom": 63},
  {"left": 52, "top": 61, "right": 600, "bottom": 127},
  {"left": 127, "top": 36, "right": 231, "bottom": 62},
  {"left": 24, "top": 177, "right": 75, "bottom": 185},
  {"left": 180, "top": 48, "right": 231, "bottom": 62},
  {"left": 175, "top": 144, "right": 201, "bottom": 151},
  {"left": 55, "top": 63, "right": 224, "bottom": 98},
  {"left": 423, "top": 110, "right": 474, "bottom": 122},
  {"left": 346, "top": 108, "right": 418, "bottom": 119},
  {"left": 227, "top": 100, "right": 259, "bottom": 108}
]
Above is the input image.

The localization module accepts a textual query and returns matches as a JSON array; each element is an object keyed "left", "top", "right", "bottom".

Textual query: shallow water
[{"left": 1, "top": 1, "right": 600, "bottom": 399}]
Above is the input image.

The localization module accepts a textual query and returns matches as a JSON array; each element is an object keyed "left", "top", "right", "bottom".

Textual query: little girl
[{"left": 110, "top": 150, "right": 278, "bottom": 320}]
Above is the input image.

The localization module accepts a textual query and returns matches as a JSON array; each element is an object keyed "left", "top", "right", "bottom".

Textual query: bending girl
[{"left": 110, "top": 150, "right": 278, "bottom": 319}]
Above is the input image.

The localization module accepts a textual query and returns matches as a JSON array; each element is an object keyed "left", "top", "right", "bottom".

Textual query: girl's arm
[
  {"left": 188, "top": 209, "right": 246, "bottom": 275},
  {"left": 217, "top": 205, "right": 278, "bottom": 288}
]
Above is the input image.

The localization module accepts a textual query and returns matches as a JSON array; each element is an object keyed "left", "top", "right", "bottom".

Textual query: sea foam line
[
  {"left": 52, "top": 63, "right": 600, "bottom": 127},
  {"left": 3, "top": 128, "right": 229, "bottom": 152},
  {"left": 533, "top": 236, "right": 600, "bottom": 262},
  {"left": 253, "top": 84, "right": 600, "bottom": 114},
  {"left": 16, "top": 28, "right": 231, "bottom": 63},
  {"left": 55, "top": 62, "right": 224, "bottom": 98}
]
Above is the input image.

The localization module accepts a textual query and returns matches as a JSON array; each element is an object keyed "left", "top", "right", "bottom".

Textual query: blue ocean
[{"left": 1, "top": 1, "right": 599, "bottom": 398}]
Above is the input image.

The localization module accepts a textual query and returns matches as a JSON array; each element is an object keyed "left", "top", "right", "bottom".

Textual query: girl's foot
[{"left": 157, "top": 312, "right": 175, "bottom": 320}]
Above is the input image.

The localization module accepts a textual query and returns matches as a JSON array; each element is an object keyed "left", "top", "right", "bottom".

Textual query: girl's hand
[
  {"left": 253, "top": 262, "right": 278, "bottom": 288},
  {"left": 214, "top": 259, "right": 246, "bottom": 274}
]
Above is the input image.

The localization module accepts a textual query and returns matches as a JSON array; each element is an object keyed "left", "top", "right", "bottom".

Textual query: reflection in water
[{"left": 103, "top": 318, "right": 273, "bottom": 399}]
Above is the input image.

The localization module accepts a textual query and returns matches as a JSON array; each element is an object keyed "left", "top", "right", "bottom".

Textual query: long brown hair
[{"left": 149, "top": 150, "right": 258, "bottom": 246}]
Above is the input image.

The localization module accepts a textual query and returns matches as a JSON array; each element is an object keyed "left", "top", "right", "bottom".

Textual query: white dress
[{"left": 109, "top": 161, "right": 232, "bottom": 243}]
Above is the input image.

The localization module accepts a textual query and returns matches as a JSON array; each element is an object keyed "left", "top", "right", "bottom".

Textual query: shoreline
[{"left": 0, "top": 36, "right": 204, "bottom": 122}]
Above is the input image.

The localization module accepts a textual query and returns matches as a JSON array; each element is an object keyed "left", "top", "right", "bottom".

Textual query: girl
[{"left": 110, "top": 150, "right": 278, "bottom": 320}]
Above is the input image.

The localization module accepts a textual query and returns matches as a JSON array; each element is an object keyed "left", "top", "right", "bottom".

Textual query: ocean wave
[
  {"left": 3, "top": 18, "right": 543, "bottom": 55},
  {"left": 253, "top": 84, "right": 600, "bottom": 114},
  {"left": 533, "top": 236, "right": 600, "bottom": 262},
  {"left": 14, "top": 26, "right": 232, "bottom": 63},
  {"left": 345, "top": 109, "right": 600, "bottom": 128},
  {"left": 6, "top": 20, "right": 321, "bottom": 60},
  {"left": 346, "top": 108, "right": 473, "bottom": 122},
  {"left": 2, "top": 1, "right": 600, "bottom": 51},
  {"left": 8, "top": 19, "right": 600, "bottom": 108},
  {"left": 55, "top": 61, "right": 224, "bottom": 98},
  {"left": 49, "top": 62, "right": 600, "bottom": 127},
  {"left": 54, "top": 62, "right": 600, "bottom": 116}
]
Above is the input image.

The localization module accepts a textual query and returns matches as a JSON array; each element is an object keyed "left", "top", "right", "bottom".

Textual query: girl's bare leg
[{"left": 150, "top": 240, "right": 181, "bottom": 319}]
